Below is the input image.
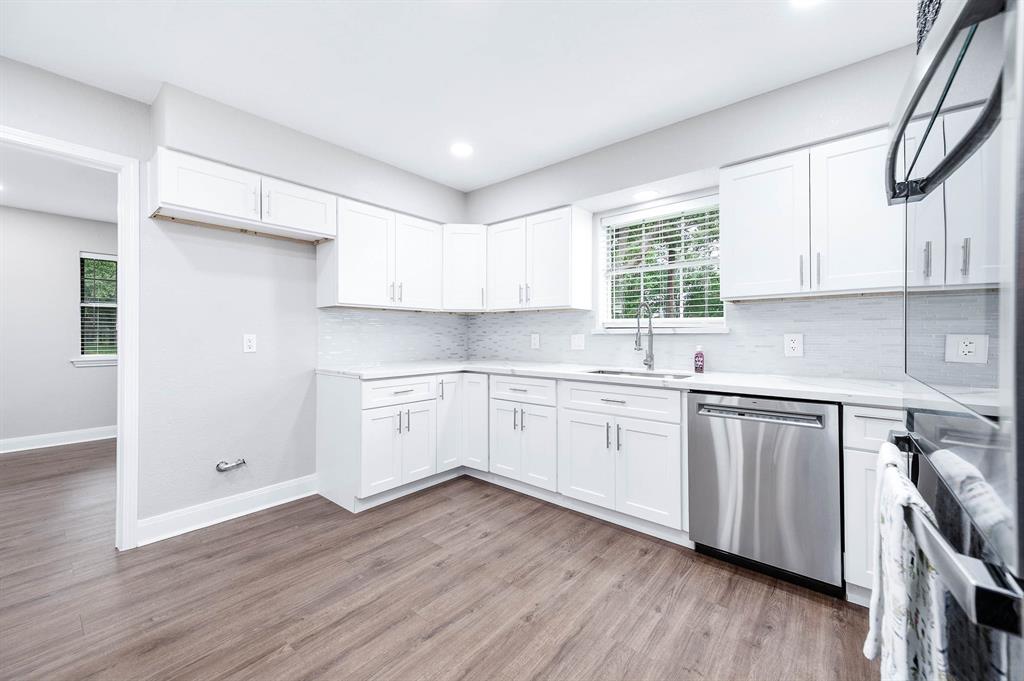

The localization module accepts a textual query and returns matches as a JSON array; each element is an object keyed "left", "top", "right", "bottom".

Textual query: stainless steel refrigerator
[{"left": 886, "top": 0, "right": 1023, "bottom": 676}]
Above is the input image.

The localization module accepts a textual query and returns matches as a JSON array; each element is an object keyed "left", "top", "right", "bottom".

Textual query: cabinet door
[
  {"left": 557, "top": 409, "right": 615, "bottom": 509},
  {"left": 489, "top": 399, "right": 521, "bottom": 479},
  {"left": 401, "top": 400, "right": 437, "bottom": 484},
  {"left": 525, "top": 208, "right": 573, "bottom": 308},
  {"left": 394, "top": 214, "right": 443, "bottom": 309},
  {"left": 614, "top": 416, "right": 681, "bottom": 529},
  {"left": 436, "top": 375, "right": 462, "bottom": 472},
  {"left": 719, "top": 150, "right": 810, "bottom": 299},
  {"left": 462, "top": 373, "right": 489, "bottom": 471},
  {"left": 810, "top": 129, "right": 904, "bottom": 292},
  {"left": 443, "top": 224, "right": 487, "bottom": 311},
  {"left": 360, "top": 406, "right": 403, "bottom": 497},
  {"left": 261, "top": 177, "right": 337, "bottom": 237},
  {"left": 843, "top": 448, "right": 878, "bottom": 589},
  {"left": 337, "top": 199, "right": 395, "bottom": 307},
  {"left": 903, "top": 120, "right": 946, "bottom": 288},
  {"left": 944, "top": 108, "right": 1002, "bottom": 286},
  {"left": 519, "top": 404, "right": 557, "bottom": 492},
  {"left": 157, "top": 147, "right": 261, "bottom": 221},
  {"left": 487, "top": 218, "right": 527, "bottom": 309}
]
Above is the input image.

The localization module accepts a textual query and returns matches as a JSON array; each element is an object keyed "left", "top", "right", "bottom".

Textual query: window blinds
[
  {"left": 605, "top": 205, "right": 722, "bottom": 323},
  {"left": 80, "top": 256, "right": 117, "bottom": 355}
]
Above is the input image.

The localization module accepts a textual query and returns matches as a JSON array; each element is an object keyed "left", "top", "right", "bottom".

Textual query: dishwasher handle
[{"left": 696, "top": 403, "right": 825, "bottom": 429}]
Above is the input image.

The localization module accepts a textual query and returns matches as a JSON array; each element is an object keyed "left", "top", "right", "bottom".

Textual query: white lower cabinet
[
  {"left": 437, "top": 374, "right": 462, "bottom": 472},
  {"left": 488, "top": 399, "right": 557, "bottom": 492},
  {"left": 557, "top": 408, "right": 682, "bottom": 529},
  {"left": 462, "top": 373, "right": 489, "bottom": 471},
  {"left": 843, "top": 447, "right": 878, "bottom": 590},
  {"left": 360, "top": 401, "right": 436, "bottom": 497}
]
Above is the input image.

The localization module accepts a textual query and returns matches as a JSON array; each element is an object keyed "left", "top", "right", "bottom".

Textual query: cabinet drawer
[
  {"left": 361, "top": 375, "right": 437, "bottom": 409},
  {"left": 489, "top": 375, "right": 556, "bottom": 406},
  {"left": 558, "top": 381, "right": 681, "bottom": 424},
  {"left": 843, "top": 405, "right": 905, "bottom": 451}
]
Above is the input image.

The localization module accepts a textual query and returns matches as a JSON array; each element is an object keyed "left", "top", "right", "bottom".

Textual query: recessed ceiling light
[
  {"left": 791, "top": 0, "right": 823, "bottom": 7},
  {"left": 450, "top": 142, "right": 474, "bottom": 158},
  {"left": 633, "top": 190, "right": 660, "bottom": 202}
]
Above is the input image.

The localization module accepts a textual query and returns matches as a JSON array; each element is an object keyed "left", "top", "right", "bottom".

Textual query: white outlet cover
[
  {"left": 570, "top": 334, "right": 585, "bottom": 350},
  {"left": 944, "top": 334, "right": 989, "bottom": 364},
  {"left": 530, "top": 333, "right": 540, "bottom": 349},
  {"left": 243, "top": 334, "right": 257, "bottom": 353},
  {"left": 784, "top": 333, "right": 804, "bottom": 358}
]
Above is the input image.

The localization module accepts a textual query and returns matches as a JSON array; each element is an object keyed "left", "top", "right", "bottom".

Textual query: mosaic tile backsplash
[{"left": 319, "top": 290, "right": 999, "bottom": 387}]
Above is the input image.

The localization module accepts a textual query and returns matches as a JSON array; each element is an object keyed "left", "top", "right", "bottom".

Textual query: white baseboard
[
  {"left": 137, "top": 474, "right": 319, "bottom": 546},
  {"left": 846, "top": 582, "right": 871, "bottom": 608},
  {"left": 0, "top": 425, "right": 116, "bottom": 455}
]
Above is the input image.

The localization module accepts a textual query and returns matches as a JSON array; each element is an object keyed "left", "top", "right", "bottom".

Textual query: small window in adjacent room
[
  {"left": 79, "top": 252, "right": 118, "bottom": 358},
  {"left": 600, "top": 195, "right": 724, "bottom": 330}
]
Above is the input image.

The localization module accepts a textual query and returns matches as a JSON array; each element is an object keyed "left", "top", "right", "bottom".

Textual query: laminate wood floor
[{"left": 1, "top": 440, "right": 877, "bottom": 681}]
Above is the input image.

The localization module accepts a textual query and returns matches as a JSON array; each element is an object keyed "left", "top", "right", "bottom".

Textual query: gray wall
[
  {"left": 0, "top": 207, "right": 118, "bottom": 439},
  {"left": 152, "top": 85, "right": 467, "bottom": 223}
]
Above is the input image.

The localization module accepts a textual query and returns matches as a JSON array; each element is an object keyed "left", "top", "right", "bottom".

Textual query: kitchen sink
[{"left": 587, "top": 369, "right": 692, "bottom": 380}]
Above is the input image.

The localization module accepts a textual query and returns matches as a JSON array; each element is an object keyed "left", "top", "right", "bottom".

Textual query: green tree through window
[{"left": 80, "top": 255, "right": 117, "bottom": 355}]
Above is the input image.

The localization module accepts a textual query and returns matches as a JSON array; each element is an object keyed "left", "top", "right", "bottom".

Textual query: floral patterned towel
[{"left": 864, "top": 442, "right": 948, "bottom": 681}]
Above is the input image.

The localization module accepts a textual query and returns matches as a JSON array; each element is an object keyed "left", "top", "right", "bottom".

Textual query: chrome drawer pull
[
  {"left": 216, "top": 458, "right": 246, "bottom": 472},
  {"left": 600, "top": 398, "right": 626, "bottom": 404},
  {"left": 392, "top": 389, "right": 415, "bottom": 395},
  {"left": 508, "top": 387, "right": 528, "bottom": 393}
]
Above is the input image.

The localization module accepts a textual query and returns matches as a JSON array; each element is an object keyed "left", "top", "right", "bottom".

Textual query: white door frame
[{"left": 1, "top": 125, "right": 141, "bottom": 550}]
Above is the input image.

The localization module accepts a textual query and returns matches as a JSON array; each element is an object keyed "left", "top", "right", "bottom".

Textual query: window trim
[
  {"left": 76, "top": 251, "right": 118, "bottom": 365},
  {"left": 597, "top": 193, "right": 726, "bottom": 331}
]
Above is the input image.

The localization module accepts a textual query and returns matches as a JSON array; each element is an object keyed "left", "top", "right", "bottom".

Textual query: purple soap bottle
[{"left": 694, "top": 345, "right": 705, "bottom": 374}]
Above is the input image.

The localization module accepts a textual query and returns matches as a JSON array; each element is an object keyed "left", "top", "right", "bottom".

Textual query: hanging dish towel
[{"left": 864, "top": 442, "right": 948, "bottom": 681}]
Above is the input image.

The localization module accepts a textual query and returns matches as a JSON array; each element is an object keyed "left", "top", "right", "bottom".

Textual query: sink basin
[{"left": 587, "top": 369, "right": 692, "bottom": 380}]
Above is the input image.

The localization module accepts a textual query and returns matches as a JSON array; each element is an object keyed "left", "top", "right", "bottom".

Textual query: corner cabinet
[
  {"left": 486, "top": 206, "right": 593, "bottom": 311},
  {"left": 442, "top": 224, "right": 487, "bottom": 311},
  {"left": 719, "top": 149, "right": 810, "bottom": 299},
  {"left": 317, "top": 198, "right": 442, "bottom": 310},
  {"left": 150, "top": 147, "right": 336, "bottom": 241}
]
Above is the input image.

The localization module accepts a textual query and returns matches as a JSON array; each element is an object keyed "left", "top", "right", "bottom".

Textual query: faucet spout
[{"left": 635, "top": 301, "right": 655, "bottom": 371}]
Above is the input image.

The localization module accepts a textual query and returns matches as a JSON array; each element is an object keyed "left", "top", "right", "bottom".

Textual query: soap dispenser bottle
[{"left": 694, "top": 345, "right": 705, "bottom": 374}]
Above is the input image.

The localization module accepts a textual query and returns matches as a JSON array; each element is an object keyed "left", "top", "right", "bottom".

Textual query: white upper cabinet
[
  {"left": 944, "top": 108, "right": 1002, "bottom": 287},
  {"left": 261, "top": 176, "right": 337, "bottom": 238},
  {"left": 151, "top": 147, "right": 335, "bottom": 241},
  {"left": 318, "top": 198, "right": 442, "bottom": 310},
  {"left": 720, "top": 149, "right": 810, "bottom": 299},
  {"left": 903, "top": 119, "right": 947, "bottom": 288},
  {"left": 394, "top": 214, "right": 443, "bottom": 309},
  {"left": 155, "top": 147, "right": 261, "bottom": 222},
  {"left": 443, "top": 224, "right": 487, "bottom": 311},
  {"left": 809, "top": 129, "right": 904, "bottom": 292},
  {"left": 486, "top": 207, "right": 592, "bottom": 311},
  {"left": 487, "top": 218, "right": 528, "bottom": 309}
]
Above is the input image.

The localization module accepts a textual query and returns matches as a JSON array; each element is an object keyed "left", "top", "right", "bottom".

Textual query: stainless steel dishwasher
[{"left": 688, "top": 392, "right": 842, "bottom": 591}]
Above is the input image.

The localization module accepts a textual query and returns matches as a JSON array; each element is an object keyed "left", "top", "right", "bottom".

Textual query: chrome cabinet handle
[
  {"left": 398, "top": 282, "right": 403, "bottom": 302},
  {"left": 816, "top": 252, "right": 822, "bottom": 288},
  {"left": 405, "top": 409, "right": 410, "bottom": 432},
  {"left": 265, "top": 189, "right": 271, "bottom": 217},
  {"left": 389, "top": 282, "right": 395, "bottom": 301},
  {"left": 799, "top": 254, "right": 804, "bottom": 288},
  {"left": 616, "top": 424, "right": 622, "bottom": 451},
  {"left": 252, "top": 187, "right": 260, "bottom": 215},
  {"left": 961, "top": 237, "right": 971, "bottom": 276},
  {"left": 513, "top": 407, "right": 518, "bottom": 430},
  {"left": 396, "top": 411, "right": 402, "bottom": 433},
  {"left": 606, "top": 422, "right": 611, "bottom": 449},
  {"left": 481, "top": 287, "right": 485, "bottom": 307},
  {"left": 393, "top": 388, "right": 414, "bottom": 395},
  {"left": 600, "top": 398, "right": 626, "bottom": 404},
  {"left": 923, "top": 241, "right": 932, "bottom": 278},
  {"left": 509, "top": 387, "right": 528, "bottom": 393},
  {"left": 440, "top": 381, "right": 444, "bottom": 400},
  {"left": 521, "top": 408, "right": 526, "bottom": 430},
  {"left": 525, "top": 283, "right": 530, "bottom": 304},
  {"left": 518, "top": 284, "right": 524, "bottom": 304},
  {"left": 216, "top": 458, "right": 246, "bottom": 472}
]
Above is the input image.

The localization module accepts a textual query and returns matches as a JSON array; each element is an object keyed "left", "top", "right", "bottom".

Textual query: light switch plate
[
  {"left": 530, "top": 333, "right": 540, "bottom": 349},
  {"left": 243, "top": 334, "right": 257, "bottom": 353},
  {"left": 570, "top": 334, "right": 585, "bottom": 350},
  {"left": 784, "top": 333, "right": 804, "bottom": 357},
  {"left": 944, "top": 334, "right": 989, "bottom": 364}
]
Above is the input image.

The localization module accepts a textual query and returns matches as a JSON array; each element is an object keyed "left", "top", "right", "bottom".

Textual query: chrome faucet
[{"left": 634, "top": 301, "right": 655, "bottom": 371}]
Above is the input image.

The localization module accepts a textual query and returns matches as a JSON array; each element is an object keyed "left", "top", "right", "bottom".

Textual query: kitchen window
[
  {"left": 75, "top": 252, "right": 118, "bottom": 366},
  {"left": 600, "top": 195, "right": 724, "bottom": 331}
]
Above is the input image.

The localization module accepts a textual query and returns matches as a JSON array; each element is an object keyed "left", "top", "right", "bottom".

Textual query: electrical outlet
[
  {"left": 570, "top": 334, "right": 585, "bottom": 350},
  {"left": 784, "top": 333, "right": 804, "bottom": 357},
  {"left": 243, "top": 334, "right": 257, "bottom": 353},
  {"left": 944, "top": 334, "right": 989, "bottom": 364},
  {"left": 530, "top": 333, "right": 540, "bottom": 349}
]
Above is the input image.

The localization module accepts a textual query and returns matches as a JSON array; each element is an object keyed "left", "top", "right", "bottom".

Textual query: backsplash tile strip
[{"left": 318, "top": 308, "right": 469, "bottom": 368}]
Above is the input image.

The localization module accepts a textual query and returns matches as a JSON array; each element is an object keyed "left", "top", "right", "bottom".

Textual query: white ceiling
[
  {"left": 0, "top": 1, "right": 916, "bottom": 192},
  {"left": 0, "top": 145, "right": 117, "bottom": 223}
]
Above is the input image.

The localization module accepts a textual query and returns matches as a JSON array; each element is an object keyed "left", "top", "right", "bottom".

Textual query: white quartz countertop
[{"left": 315, "top": 360, "right": 925, "bottom": 409}]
